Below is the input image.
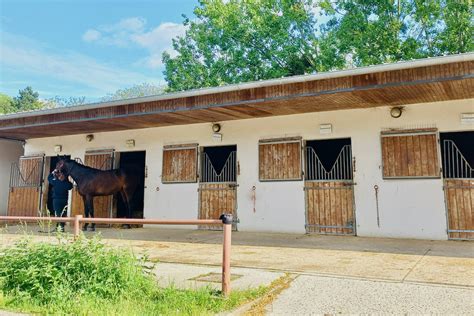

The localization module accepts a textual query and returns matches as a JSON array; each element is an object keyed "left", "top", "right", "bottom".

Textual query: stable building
[{"left": 1, "top": 53, "right": 473, "bottom": 240}]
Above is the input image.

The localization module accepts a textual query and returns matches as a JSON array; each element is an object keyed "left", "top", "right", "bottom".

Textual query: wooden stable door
[
  {"left": 70, "top": 151, "right": 114, "bottom": 218},
  {"left": 198, "top": 146, "right": 237, "bottom": 230},
  {"left": 444, "top": 180, "right": 474, "bottom": 240},
  {"left": 198, "top": 183, "right": 237, "bottom": 230},
  {"left": 304, "top": 140, "right": 356, "bottom": 235},
  {"left": 441, "top": 135, "right": 474, "bottom": 240},
  {"left": 7, "top": 155, "right": 44, "bottom": 217}
]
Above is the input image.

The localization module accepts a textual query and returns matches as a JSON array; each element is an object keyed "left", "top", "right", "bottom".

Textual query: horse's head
[{"left": 55, "top": 156, "right": 74, "bottom": 176}]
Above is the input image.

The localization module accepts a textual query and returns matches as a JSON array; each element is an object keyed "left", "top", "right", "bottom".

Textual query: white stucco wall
[
  {"left": 0, "top": 139, "right": 24, "bottom": 215},
  {"left": 23, "top": 98, "right": 474, "bottom": 239}
]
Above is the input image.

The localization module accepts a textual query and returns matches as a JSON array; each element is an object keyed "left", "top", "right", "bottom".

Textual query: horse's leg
[
  {"left": 120, "top": 189, "right": 131, "bottom": 229},
  {"left": 88, "top": 195, "right": 96, "bottom": 231},
  {"left": 82, "top": 195, "right": 89, "bottom": 231}
]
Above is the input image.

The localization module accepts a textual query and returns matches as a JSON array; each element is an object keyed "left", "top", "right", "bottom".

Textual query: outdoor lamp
[
  {"left": 390, "top": 107, "right": 403, "bottom": 118},
  {"left": 212, "top": 123, "right": 221, "bottom": 133}
]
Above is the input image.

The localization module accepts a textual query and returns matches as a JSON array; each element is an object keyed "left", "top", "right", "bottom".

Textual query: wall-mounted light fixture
[
  {"left": 319, "top": 123, "right": 332, "bottom": 134},
  {"left": 54, "top": 145, "right": 62, "bottom": 153},
  {"left": 212, "top": 123, "right": 221, "bottom": 133},
  {"left": 460, "top": 113, "right": 474, "bottom": 124},
  {"left": 390, "top": 107, "right": 404, "bottom": 118},
  {"left": 86, "top": 134, "right": 94, "bottom": 142},
  {"left": 126, "top": 139, "right": 135, "bottom": 148}
]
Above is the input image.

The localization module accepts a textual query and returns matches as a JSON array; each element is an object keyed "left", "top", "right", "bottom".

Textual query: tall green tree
[
  {"left": 11, "top": 86, "right": 43, "bottom": 112},
  {"left": 163, "top": 0, "right": 473, "bottom": 91},
  {"left": 0, "top": 93, "right": 15, "bottom": 114},
  {"left": 163, "top": 0, "right": 325, "bottom": 92}
]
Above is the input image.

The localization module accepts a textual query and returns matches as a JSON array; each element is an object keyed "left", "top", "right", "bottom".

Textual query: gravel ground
[{"left": 266, "top": 274, "right": 474, "bottom": 315}]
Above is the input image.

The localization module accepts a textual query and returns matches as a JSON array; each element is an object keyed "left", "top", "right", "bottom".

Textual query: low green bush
[
  {"left": 0, "top": 236, "right": 265, "bottom": 315},
  {"left": 0, "top": 236, "right": 153, "bottom": 304}
]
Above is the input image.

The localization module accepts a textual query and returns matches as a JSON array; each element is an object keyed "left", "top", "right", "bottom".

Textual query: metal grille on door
[
  {"left": 8, "top": 156, "right": 44, "bottom": 217},
  {"left": 442, "top": 137, "right": 474, "bottom": 240},
  {"left": 304, "top": 140, "right": 355, "bottom": 235},
  {"left": 198, "top": 146, "right": 237, "bottom": 230}
]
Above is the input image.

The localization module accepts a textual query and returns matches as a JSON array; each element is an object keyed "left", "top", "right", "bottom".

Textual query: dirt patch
[{"left": 244, "top": 273, "right": 295, "bottom": 315}]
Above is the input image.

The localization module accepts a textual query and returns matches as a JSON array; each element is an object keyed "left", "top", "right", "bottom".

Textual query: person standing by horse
[{"left": 48, "top": 169, "right": 73, "bottom": 232}]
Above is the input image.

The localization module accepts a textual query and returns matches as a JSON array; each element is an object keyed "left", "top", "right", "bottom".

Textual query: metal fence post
[
  {"left": 220, "top": 214, "right": 233, "bottom": 297},
  {"left": 73, "top": 215, "right": 82, "bottom": 239}
]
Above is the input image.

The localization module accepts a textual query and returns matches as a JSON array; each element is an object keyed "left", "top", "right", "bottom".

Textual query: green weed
[{"left": 0, "top": 236, "right": 265, "bottom": 315}]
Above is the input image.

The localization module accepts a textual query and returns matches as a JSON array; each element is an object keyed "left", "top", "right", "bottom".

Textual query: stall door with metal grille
[
  {"left": 441, "top": 132, "right": 474, "bottom": 240},
  {"left": 304, "top": 139, "right": 355, "bottom": 235},
  {"left": 71, "top": 151, "right": 115, "bottom": 218},
  {"left": 198, "top": 146, "right": 237, "bottom": 230},
  {"left": 8, "top": 155, "right": 45, "bottom": 217}
]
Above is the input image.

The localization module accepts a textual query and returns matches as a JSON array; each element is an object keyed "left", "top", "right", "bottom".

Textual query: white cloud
[
  {"left": 82, "top": 29, "right": 101, "bottom": 42},
  {"left": 0, "top": 32, "right": 159, "bottom": 96},
  {"left": 132, "top": 22, "right": 185, "bottom": 48},
  {"left": 82, "top": 18, "right": 187, "bottom": 68}
]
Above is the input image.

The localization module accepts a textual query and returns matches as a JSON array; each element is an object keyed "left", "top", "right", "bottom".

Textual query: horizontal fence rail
[{"left": 0, "top": 214, "right": 233, "bottom": 296}]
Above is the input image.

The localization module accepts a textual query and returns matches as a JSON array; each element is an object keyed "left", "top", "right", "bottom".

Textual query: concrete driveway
[{"left": 1, "top": 226, "right": 473, "bottom": 314}]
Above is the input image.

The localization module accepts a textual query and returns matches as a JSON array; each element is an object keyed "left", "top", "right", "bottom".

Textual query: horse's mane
[{"left": 67, "top": 159, "right": 115, "bottom": 172}]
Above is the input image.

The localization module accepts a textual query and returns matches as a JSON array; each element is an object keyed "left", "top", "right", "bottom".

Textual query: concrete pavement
[
  {"left": 265, "top": 274, "right": 474, "bottom": 315},
  {"left": 1, "top": 225, "right": 473, "bottom": 314}
]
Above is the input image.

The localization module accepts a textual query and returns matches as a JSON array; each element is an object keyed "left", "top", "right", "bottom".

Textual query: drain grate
[{"left": 190, "top": 272, "right": 242, "bottom": 283}]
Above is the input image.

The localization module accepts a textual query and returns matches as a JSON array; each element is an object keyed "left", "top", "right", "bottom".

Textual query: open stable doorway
[{"left": 116, "top": 151, "right": 146, "bottom": 219}]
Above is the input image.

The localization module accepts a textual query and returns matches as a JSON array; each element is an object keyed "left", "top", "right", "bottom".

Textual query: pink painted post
[
  {"left": 220, "top": 214, "right": 233, "bottom": 297},
  {"left": 73, "top": 215, "right": 82, "bottom": 239}
]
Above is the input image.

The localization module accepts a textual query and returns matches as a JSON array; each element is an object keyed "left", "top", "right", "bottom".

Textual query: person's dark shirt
[{"left": 47, "top": 173, "right": 73, "bottom": 200}]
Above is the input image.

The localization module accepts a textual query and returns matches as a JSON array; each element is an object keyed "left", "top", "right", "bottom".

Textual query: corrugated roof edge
[{"left": 1, "top": 52, "right": 473, "bottom": 121}]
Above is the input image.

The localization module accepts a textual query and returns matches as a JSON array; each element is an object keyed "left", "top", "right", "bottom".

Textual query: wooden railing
[{"left": 0, "top": 214, "right": 233, "bottom": 296}]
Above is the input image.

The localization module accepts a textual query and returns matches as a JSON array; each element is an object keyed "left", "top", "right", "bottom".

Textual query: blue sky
[{"left": 0, "top": 0, "right": 198, "bottom": 101}]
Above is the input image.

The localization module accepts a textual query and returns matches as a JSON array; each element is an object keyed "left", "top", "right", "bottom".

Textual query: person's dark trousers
[{"left": 53, "top": 198, "right": 68, "bottom": 231}]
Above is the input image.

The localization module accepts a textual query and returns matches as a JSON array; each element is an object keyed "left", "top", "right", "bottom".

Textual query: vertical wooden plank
[
  {"left": 381, "top": 137, "right": 389, "bottom": 177},
  {"left": 460, "top": 180, "right": 470, "bottom": 239},
  {"left": 470, "top": 182, "right": 474, "bottom": 239},
  {"left": 399, "top": 136, "right": 408, "bottom": 176},
  {"left": 413, "top": 135, "right": 422, "bottom": 176},
  {"left": 259, "top": 144, "right": 264, "bottom": 180},
  {"left": 406, "top": 136, "right": 415, "bottom": 176},
  {"left": 334, "top": 183, "right": 341, "bottom": 234},
  {"left": 393, "top": 136, "right": 402, "bottom": 176},
  {"left": 310, "top": 184, "right": 316, "bottom": 233},
  {"left": 427, "top": 134, "right": 439, "bottom": 177},
  {"left": 455, "top": 182, "right": 465, "bottom": 239},
  {"left": 447, "top": 181, "right": 459, "bottom": 239},
  {"left": 323, "top": 182, "right": 330, "bottom": 234},
  {"left": 420, "top": 135, "right": 429, "bottom": 176},
  {"left": 347, "top": 185, "right": 355, "bottom": 234},
  {"left": 387, "top": 137, "right": 396, "bottom": 177}
]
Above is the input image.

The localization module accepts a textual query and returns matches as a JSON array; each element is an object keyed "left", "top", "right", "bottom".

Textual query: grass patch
[{"left": 0, "top": 235, "right": 266, "bottom": 315}]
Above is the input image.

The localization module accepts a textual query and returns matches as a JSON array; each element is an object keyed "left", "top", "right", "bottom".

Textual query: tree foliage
[
  {"left": 0, "top": 93, "right": 15, "bottom": 114},
  {"left": 1, "top": 87, "right": 44, "bottom": 115},
  {"left": 101, "top": 83, "right": 166, "bottom": 102},
  {"left": 44, "top": 96, "right": 87, "bottom": 108},
  {"left": 11, "top": 86, "right": 43, "bottom": 112},
  {"left": 163, "top": 0, "right": 473, "bottom": 91}
]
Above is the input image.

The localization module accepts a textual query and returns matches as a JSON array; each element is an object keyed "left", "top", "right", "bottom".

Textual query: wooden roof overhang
[{"left": 1, "top": 55, "right": 473, "bottom": 141}]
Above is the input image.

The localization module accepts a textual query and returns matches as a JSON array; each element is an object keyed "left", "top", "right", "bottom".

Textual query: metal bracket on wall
[{"left": 374, "top": 185, "right": 380, "bottom": 227}]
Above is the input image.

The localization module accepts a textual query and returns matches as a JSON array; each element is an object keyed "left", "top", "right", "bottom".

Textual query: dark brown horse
[{"left": 56, "top": 157, "right": 140, "bottom": 231}]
